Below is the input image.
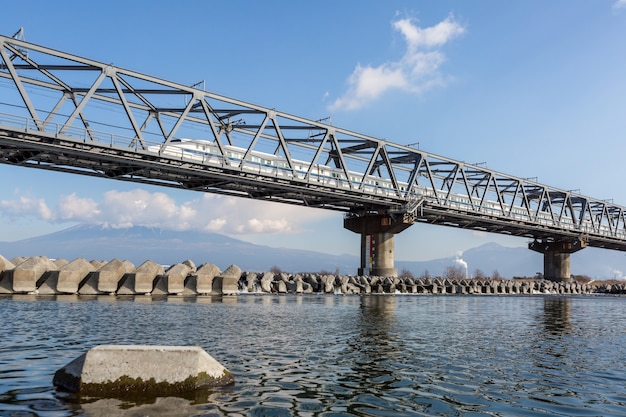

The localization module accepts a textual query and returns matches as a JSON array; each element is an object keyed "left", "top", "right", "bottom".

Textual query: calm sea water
[{"left": 1, "top": 294, "right": 625, "bottom": 416}]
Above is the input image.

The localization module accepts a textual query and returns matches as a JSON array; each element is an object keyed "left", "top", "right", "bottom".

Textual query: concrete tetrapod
[
  {"left": 152, "top": 263, "right": 190, "bottom": 295},
  {"left": 96, "top": 259, "right": 136, "bottom": 293},
  {"left": 117, "top": 260, "right": 165, "bottom": 295},
  {"left": 213, "top": 264, "right": 241, "bottom": 295},
  {"left": 0, "top": 255, "right": 16, "bottom": 294},
  {"left": 43, "top": 258, "right": 95, "bottom": 295},
  {"left": 53, "top": 345, "right": 234, "bottom": 397},
  {"left": 9, "top": 256, "right": 58, "bottom": 293},
  {"left": 193, "top": 263, "right": 221, "bottom": 295}
]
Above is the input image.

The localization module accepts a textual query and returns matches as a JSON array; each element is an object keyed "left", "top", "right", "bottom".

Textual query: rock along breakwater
[{"left": 1, "top": 254, "right": 625, "bottom": 296}]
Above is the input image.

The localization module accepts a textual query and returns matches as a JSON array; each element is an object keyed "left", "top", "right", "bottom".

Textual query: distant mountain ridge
[
  {"left": 0, "top": 224, "right": 357, "bottom": 274},
  {"left": 1, "top": 224, "right": 625, "bottom": 279}
]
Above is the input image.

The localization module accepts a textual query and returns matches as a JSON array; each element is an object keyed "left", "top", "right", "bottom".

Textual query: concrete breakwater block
[
  {"left": 8, "top": 256, "right": 58, "bottom": 293},
  {"left": 53, "top": 345, "right": 234, "bottom": 397},
  {"left": 117, "top": 260, "right": 165, "bottom": 295},
  {"left": 53, "top": 258, "right": 96, "bottom": 294},
  {"left": 0, "top": 254, "right": 16, "bottom": 271},
  {"left": 194, "top": 263, "right": 220, "bottom": 294},
  {"left": 213, "top": 264, "right": 241, "bottom": 295},
  {"left": 42, "top": 258, "right": 95, "bottom": 295},
  {"left": 96, "top": 259, "right": 135, "bottom": 293},
  {"left": 0, "top": 255, "right": 16, "bottom": 294},
  {"left": 158, "top": 262, "right": 194, "bottom": 295}
]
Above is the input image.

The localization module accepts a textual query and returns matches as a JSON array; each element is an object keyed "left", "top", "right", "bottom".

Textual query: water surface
[{"left": 1, "top": 294, "right": 625, "bottom": 416}]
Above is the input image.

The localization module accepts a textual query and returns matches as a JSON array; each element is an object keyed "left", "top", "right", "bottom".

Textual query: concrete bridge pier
[
  {"left": 529, "top": 236, "right": 587, "bottom": 282},
  {"left": 344, "top": 213, "right": 414, "bottom": 277}
]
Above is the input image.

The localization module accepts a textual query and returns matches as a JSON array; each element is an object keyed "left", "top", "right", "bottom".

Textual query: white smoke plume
[{"left": 455, "top": 251, "right": 468, "bottom": 278}]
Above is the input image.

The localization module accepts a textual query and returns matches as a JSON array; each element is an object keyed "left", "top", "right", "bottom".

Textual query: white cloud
[
  {"left": 329, "top": 13, "right": 465, "bottom": 111},
  {"left": 203, "top": 218, "right": 227, "bottom": 232},
  {"left": 57, "top": 193, "right": 100, "bottom": 221},
  {"left": 330, "top": 64, "right": 407, "bottom": 111},
  {"left": 0, "top": 195, "right": 54, "bottom": 220},
  {"left": 394, "top": 15, "right": 465, "bottom": 49},
  {"left": 99, "top": 189, "right": 186, "bottom": 229},
  {"left": 1, "top": 189, "right": 333, "bottom": 236},
  {"left": 188, "top": 194, "right": 317, "bottom": 234},
  {"left": 614, "top": 0, "right": 626, "bottom": 9},
  {"left": 236, "top": 218, "right": 293, "bottom": 234}
]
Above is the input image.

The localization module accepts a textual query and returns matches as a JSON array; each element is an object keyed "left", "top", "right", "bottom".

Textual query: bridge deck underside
[
  {"left": 415, "top": 207, "right": 626, "bottom": 251},
  {"left": 0, "top": 128, "right": 392, "bottom": 212}
]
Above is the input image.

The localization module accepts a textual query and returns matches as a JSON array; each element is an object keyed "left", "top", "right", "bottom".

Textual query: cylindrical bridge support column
[
  {"left": 529, "top": 237, "right": 587, "bottom": 282},
  {"left": 344, "top": 213, "right": 414, "bottom": 277},
  {"left": 369, "top": 231, "right": 395, "bottom": 277},
  {"left": 544, "top": 251, "right": 572, "bottom": 282}
]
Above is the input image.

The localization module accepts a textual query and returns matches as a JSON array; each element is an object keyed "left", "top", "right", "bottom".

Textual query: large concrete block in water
[
  {"left": 44, "top": 258, "right": 95, "bottom": 294},
  {"left": 53, "top": 345, "right": 234, "bottom": 397},
  {"left": 195, "top": 263, "right": 220, "bottom": 294},
  {"left": 0, "top": 254, "right": 15, "bottom": 271},
  {"left": 181, "top": 259, "right": 197, "bottom": 273},
  {"left": 212, "top": 264, "right": 241, "bottom": 295},
  {"left": 138, "top": 261, "right": 165, "bottom": 293},
  {"left": 152, "top": 262, "right": 194, "bottom": 295},
  {"left": 10, "top": 256, "right": 57, "bottom": 293},
  {"left": 53, "top": 258, "right": 69, "bottom": 269},
  {"left": 259, "top": 272, "right": 274, "bottom": 293},
  {"left": 96, "top": 259, "right": 136, "bottom": 293},
  {"left": 118, "top": 260, "right": 164, "bottom": 295},
  {"left": 10, "top": 256, "right": 26, "bottom": 265},
  {"left": 90, "top": 260, "right": 105, "bottom": 269},
  {"left": 0, "top": 255, "right": 16, "bottom": 294},
  {"left": 164, "top": 262, "right": 192, "bottom": 294}
]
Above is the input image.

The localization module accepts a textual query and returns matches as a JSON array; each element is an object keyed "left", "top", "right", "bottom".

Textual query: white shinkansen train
[
  {"left": 147, "top": 138, "right": 614, "bottom": 236},
  {"left": 148, "top": 138, "right": 398, "bottom": 194}
]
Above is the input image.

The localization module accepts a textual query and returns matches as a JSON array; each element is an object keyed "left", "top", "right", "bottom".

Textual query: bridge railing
[
  {"left": 3, "top": 109, "right": 626, "bottom": 244},
  {"left": 0, "top": 111, "right": 403, "bottom": 200},
  {"left": 0, "top": 111, "right": 135, "bottom": 149}
]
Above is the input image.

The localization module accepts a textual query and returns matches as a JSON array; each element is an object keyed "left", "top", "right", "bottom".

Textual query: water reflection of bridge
[{"left": 542, "top": 297, "right": 572, "bottom": 335}]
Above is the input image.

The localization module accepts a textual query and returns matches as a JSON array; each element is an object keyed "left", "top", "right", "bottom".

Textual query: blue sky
[{"left": 1, "top": 1, "right": 625, "bottom": 264}]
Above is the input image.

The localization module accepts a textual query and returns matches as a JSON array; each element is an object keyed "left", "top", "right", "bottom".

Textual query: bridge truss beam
[{"left": 2, "top": 34, "right": 626, "bottom": 253}]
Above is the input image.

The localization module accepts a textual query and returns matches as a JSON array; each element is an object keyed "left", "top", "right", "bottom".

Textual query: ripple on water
[{"left": 2, "top": 295, "right": 626, "bottom": 416}]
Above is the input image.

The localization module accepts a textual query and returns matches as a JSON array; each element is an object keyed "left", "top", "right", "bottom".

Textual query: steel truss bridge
[{"left": 2, "top": 32, "right": 626, "bottom": 258}]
